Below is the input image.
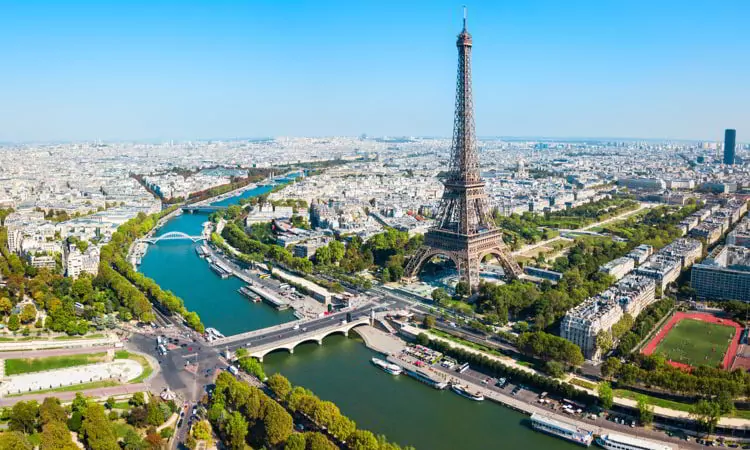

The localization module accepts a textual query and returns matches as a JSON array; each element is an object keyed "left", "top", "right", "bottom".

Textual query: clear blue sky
[{"left": 1, "top": 0, "right": 747, "bottom": 142}]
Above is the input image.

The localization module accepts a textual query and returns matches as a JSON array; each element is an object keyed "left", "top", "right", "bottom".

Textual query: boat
[
  {"left": 530, "top": 413, "right": 593, "bottom": 447},
  {"left": 450, "top": 383, "right": 485, "bottom": 401},
  {"left": 210, "top": 262, "right": 231, "bottom": 279},
  {"left": 371, "top": 358, "right": 403, "bottom": 376},
  {"left": 595, "top": 434, "right": 671, "bottom": 450},
  {"left": 238, "top": 286, "right": 261, "bottom": 302},
  {"left": 205, "top": 327, "right": 225, "bottom": 340},
  {"left": 404, "top": 368, "right": 448, "bottom": 389},
  {"left": 195, "top": 245, "right": 207, "bottom": 258}
]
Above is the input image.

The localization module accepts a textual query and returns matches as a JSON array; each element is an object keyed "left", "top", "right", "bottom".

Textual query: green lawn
[
  {"left": 654, "top": 319, "right": 735, "bottom": 368},
  {"left": 127, "top": 353, "right": 153, "bottom": 384},
  {"left": 5, "top": 352, "right": 108, "bottom": 375},
  {"left": 114, "top": 350, "right": 154, "bottom": 383},
  {"left": 570, "top": 378, "right": 597, "bottom": 390},
  {"left": 614, "top": 389, "right": 694, "bottom": 413},
  {"left": 53, "top": 333, "right": 106, "bottom": 340}
]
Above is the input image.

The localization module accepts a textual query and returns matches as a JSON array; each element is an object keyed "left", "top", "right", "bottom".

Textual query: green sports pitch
[{"left": 653, "top": 319, "right": 736, "bottom": 368}]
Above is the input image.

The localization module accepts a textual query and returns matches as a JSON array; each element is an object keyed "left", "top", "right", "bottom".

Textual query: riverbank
[{"left": 355, "top": 324, "right": 693, "bottom": 450}]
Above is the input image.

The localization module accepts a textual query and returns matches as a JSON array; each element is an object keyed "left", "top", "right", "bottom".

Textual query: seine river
[{"left": 138, "top": 184, "right": 578, "bottom": 450}]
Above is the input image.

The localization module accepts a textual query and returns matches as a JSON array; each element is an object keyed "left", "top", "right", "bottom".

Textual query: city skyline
[{"left": 1, "top": 1, "right": 748, "bottom": 142}]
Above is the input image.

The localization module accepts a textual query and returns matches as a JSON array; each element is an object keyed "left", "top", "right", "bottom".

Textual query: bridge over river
[
  {"left": 137, "top": 231, "right": 206, "bottom": 244},
  {"left": 209, "top": 306, "right": 375, "bottom": 361}
]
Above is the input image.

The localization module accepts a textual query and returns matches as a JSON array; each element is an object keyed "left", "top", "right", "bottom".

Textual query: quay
[
  {"left": 245, "top": 284, "right": 290, "bottom": 310},
  {"left": 356, "top": 324, "right": 683, "bottom": 450}
]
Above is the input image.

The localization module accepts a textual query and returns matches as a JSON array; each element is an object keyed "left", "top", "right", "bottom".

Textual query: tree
[
  {"left": 596, "top": 331, "right": 613, "bottom": 355},
  {"left": 146, "top": 400, "right": 165, "bottom": 426},
  {"left": 328, "top": 414, "right": 356, "bottom": 442},
  {"left": 122, "top": 428, "right": 146, "bottom": 450},
  {"left": 454, "top": 281, "right": 470, "bottom": 298},
  {"left": 597, "top": 382, "right": 614, "bottom": 409},
  {"left": 262, "top": 401, "right": 293, "bottom": 446},
  {"left": 126, "top": 407, "right": 148, "bottom": 428},
  {"left": 80, "top": 403, "right": 119, "bottom": 450},
  {"left": 130, "top": 392, "right": 146, "bottom": 407},
  {"left": 416, "top": 333, "right": 429, "bottom": 346},
  {"left": 40, "top": 397, "right": 67, "bottom": 425},
  {"left": 0, "top": 431, "right": 32, "bottom": 450},
  {"left": 9, "top": 400, "right": 39, "bottom": 434},
  {"left": 41, "top": 420, "right": 79, "bottom": 450},
  {"left": 430, "top": 288, "right": 449, "bottom": 304},
  {"left": 189, "top": 420, "right": 211, "bottom": 445},
  {"left": 422, "top": 315, "right": 435, "bottom": 329},
  {"left": 311, "top": 400, "right": 339, "bottom": 428},
  {"left": 348, "top": 429, "right": 379, "bottom": 450},
  {"left": 600, "top": 357, "right": 621, "bottom": 380},
  {"left": 105, "top": 397, "right": 116, "bottom": 410},
  {"left": 224, "top": 411, "right": 248, "bottom": 450},
  {"left": 717, "top": 391, "right": 735, "bottom": 415},
  {"left": 0, "top": 297, "right": 12, "bottom": 315},
  {"left": 284, "top": 433, "right": 306, "bottom": 450},
  {"left": 267, "top": 373, "right": 292, "bottom": 400},
  {"left": 237, "top": 356, "right": 266, "bottom": 380},
  {"left": 8, "top": 314, "right": 20, "bottom": 331},
  {"left": 66, "top": 412, "right": 83, "bottom": 433},
  {"left": 691, "top": 400, "right": 722, "bottom": 434},
  {"left": 636, "top": 395, "right": 654, "bottom": 425},
  {"left": 543, "top": 360, "right": 565, "bottom": 378},
  {"left": 305, "top": 432, "right": 337, "bottom": 450},
  {"left": 144, "top": 429, "right": 163, "bottom": 449},
  {"left": 72, "top": 392, "right": 88, "bottom": 414}
]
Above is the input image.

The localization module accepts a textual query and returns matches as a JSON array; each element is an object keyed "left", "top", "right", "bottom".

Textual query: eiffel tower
[{"left": 404, "top": 9, "right": 522, "bottom": 292}]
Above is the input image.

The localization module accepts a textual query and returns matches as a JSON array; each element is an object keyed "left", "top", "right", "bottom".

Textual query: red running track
[{"left": 641, "top": 311, "right": 742, "bottom": 370}]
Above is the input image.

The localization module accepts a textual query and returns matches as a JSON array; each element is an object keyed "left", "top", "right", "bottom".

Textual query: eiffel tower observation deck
[{"left": 405, "top": 9, "right": 522, "bottom": 293}]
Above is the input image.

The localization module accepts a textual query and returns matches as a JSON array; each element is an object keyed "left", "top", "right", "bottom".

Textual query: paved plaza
[{"left": 0, "top": 359, "right": 143, "bottom": 396}]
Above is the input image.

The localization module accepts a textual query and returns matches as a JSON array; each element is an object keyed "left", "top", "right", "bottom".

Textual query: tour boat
[
  {"left": 530, "top": 413, "right": 593, "bottom": 447},
  {"left": 238, "top": 286, "right": 261, "bottom": 302},
  {"left": 371, "top": 357, "right": 403, "bottom": 375},
  {"left": 596, "top": 433, "right": 671, "bottom": 450},
  {"left": 404, "top": 368, "right": 448, "bottom": 390}
]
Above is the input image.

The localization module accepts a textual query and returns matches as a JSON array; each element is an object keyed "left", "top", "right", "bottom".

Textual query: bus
[
  {"left": 458, "top": 362, "right": 470, "bottom": 374},
  {"left": 158, "top": 344, "right": 167, "bottom": 356}
]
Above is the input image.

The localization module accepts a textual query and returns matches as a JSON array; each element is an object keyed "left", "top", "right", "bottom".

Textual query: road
[{"left": 0, "top": 383, "right": 148, "bottom": 407}]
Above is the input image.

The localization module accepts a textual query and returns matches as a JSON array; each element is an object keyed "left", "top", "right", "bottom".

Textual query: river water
[{"left": 138, "top": 184, "right": 578, "bottom": 450}]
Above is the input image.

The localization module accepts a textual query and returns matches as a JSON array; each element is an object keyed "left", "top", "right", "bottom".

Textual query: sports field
[{"left": 653, "top": 318, "right": 735, "bottom": 368}]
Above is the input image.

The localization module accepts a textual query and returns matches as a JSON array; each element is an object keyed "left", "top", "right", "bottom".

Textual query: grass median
[
  {"left": 114, "top": 350, "right": 154, "bottom": 383},
  {"left": 5, "top": 352, "right": 108, "bottom": 376}
]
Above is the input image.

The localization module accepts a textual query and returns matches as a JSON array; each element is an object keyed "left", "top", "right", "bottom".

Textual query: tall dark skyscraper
[
  {"left": 404, "top": 10, "right": 522, "bottom": 292},
  {"left": 724, "top": 129, "right": 736, "bottom": 165}
]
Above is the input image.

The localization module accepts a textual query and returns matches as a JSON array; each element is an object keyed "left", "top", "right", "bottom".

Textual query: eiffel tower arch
[{"left": 404, "top": 10, "right": 522, "bottom": 293}]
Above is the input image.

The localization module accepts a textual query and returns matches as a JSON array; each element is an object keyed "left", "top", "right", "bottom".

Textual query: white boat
[
  {"left": 371, "top": 358, "right": 402, "bottom": 375},
  {"left": 450, "top": 383, "right": 485, "bottom": 401},
  {"left": 205, "top": 327, "right": 225, "bottom": 340},
  {"left": 596, "top": 434, "right": 671, "bottom": 450},
  {"left": 530, "top": 413, "right": 593, "bottom": 447}
]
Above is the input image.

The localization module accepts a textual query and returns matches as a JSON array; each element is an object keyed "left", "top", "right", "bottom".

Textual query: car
[
  {"left": 302, "top": 327, "right": 307, "bottom": 332},
  {"left": 246, "top": 342, "right": 252, "bottom": 347},
  {"left": 293, "top": 324, "right": 300, "bottom": 330}
]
